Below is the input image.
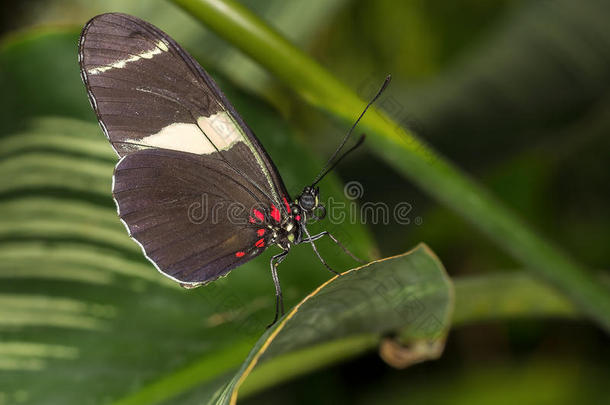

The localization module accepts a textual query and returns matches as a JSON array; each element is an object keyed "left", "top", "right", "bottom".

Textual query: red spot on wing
[
  {"left": 255, "top": 238, "right": 265, "bottom": 248},
  {"left": 253, "top": 209, "right": 264, "bottom": 222},
  {"left": 295, "top": 215, "right": 301, "bottom": 221},
  {"left": 235, "top": 251, "right": 245, "bottom": 258},
  {"left": 283, "top": 197, "right": 291, "bottom": 212},
  {"left": 249, "top": 216, "right": 256, "bottom": 224},
  {"left": 257, "top": 229, "right": 265, "bottom": 236},
  {"left": 270, "top": 204, "right": 280, "bottom": 222}
]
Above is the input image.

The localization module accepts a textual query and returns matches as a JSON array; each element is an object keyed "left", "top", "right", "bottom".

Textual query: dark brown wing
[{"left": 112, "top": 147, "right": 274, "bottom": 284}]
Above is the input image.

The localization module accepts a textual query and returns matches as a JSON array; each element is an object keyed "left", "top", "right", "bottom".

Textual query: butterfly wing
[
  {"left": 79, "top": 13, "right": 289, "bottom": 284},
  {"left": 113, "top": 148, "right": 271, "bottom": 284}
]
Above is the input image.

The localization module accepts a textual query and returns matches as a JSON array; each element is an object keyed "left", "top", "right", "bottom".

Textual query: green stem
[{"left": 169, "top": 0, "right": 610, "bottom": 331}]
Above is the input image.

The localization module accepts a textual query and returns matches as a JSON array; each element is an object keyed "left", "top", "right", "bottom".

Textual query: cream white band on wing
[
  {"left": 125, "top": 112, "right": 243, "bottom": 154},
  {"left": 87, "top": 40, "right": 169, "bottom": 75}
]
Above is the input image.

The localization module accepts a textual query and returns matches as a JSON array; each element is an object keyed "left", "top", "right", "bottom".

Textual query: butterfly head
[{"left": 297, "top": 186, "right": 326, "bottom": 221}]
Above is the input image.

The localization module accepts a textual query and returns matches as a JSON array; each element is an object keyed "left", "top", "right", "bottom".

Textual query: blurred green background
[{"left": 1, "top": 0, "right": 609, "bottom": 404}]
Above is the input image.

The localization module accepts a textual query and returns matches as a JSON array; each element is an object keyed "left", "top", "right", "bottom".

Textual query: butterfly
[{"left": 78, "top": 13, "right": 389, "bottom": 325}]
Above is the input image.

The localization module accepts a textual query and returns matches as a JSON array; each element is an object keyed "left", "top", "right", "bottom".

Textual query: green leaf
[{"left": 210, "top": 245, "right": 453, "bottom": 404}]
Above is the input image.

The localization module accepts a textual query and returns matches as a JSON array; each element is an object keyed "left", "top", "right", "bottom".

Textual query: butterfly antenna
[
  {"left": 311, "top": 134, "right": 365, "bottom": 186},
  {"left": 311, "top": 75, "right": 391, "bottom": 186}
]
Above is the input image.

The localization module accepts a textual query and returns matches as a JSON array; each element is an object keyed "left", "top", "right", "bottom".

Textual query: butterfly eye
[{"left": 299, "top": 193, "right": 315, "bottom": 210}]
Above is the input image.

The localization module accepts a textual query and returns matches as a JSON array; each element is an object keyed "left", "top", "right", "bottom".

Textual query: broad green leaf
[{"left": 209, "top": 245, "right": 453, "bottom": 404}]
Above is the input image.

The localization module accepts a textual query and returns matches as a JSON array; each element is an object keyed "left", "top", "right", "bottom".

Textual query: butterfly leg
[
  {"left": 301, "top": 226, "right": 341, "bottom": 276},
  {"left": 268, "top": 250, "right": 289, "bottom": 328},
  {"left": 301, "top": 231, "right": 364, "bottom": 263}
]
